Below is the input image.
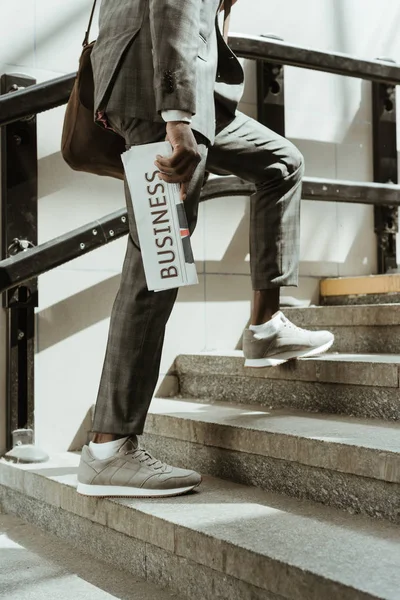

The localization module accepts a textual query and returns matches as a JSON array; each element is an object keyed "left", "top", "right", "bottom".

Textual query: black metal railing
[
  {"left": 1, "top": 176, "right": 400, "bottom": 295},
  {"left": 0, "top": 73, "right": 74, "bottom": 128},
  {"left": 1, "top": 33, "right": 399, "bottom": 451},
  {"left": 230, "top": 35, "right": 400, "bottom": 84}
]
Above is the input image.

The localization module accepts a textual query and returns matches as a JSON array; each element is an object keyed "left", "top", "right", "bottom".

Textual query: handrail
[
  {"left": 302, "top": 178, "right": 400, "bottom": 205},
  {"left": 1, "top": 35, "right": 400, "bottom": 127},
  {"left": 0, "top": 73, "right": 75, "bottom": 127},
  {"left": 2, "top": 175, "right": 400, "bottom": 294},
  {"left": 229, "top": 34, "right": 400, "bottom": 84},
  {"left": 0, "top": 208, "right": 127, "bottom": 293},
  {"left": 205, "top": 175, "right": 400, "bottom": 205}
]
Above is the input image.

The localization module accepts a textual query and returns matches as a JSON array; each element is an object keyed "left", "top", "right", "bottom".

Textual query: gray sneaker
[
  {"left": 77, "top": 437, "right": 201, "bottom": 498},
  {"left": 243, "top": 311, "right": 334, "bottom": 367}
]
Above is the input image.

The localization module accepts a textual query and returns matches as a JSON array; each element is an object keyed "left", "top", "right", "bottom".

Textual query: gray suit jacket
[{"left": 91, "top": 0, "right": 244, "bottom": 145}]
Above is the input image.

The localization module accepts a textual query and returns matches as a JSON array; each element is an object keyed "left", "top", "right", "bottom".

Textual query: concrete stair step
[
  {"left": 144, "top": 397, "right": 400, "bottom": 523},
  {"left": 0, "top": 513, "right": 180, "bottom": 600},
  {"left": 173, "top": 352, "right": 400, "bottom": 421},
  {"left": 1, "top": 457, "right": 400, "bottom": 600},
  {"left": 320, "top": 274, "right": 400, "bottom": 306},
  {"left": 283, "top": 304, "right": 400, "bottom": 353}
]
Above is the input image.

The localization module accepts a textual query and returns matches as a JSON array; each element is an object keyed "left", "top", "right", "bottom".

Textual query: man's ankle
[
  {"left": 92, "top": 432, "right": 127, "bottom": 444},
  {"left": 251, "top": 288, "right": 280, "bottom": 325}
]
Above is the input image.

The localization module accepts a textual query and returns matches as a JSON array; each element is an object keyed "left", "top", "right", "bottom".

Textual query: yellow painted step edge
[{"left": 321, "top": 274, "right": 400, "bottom": 297}]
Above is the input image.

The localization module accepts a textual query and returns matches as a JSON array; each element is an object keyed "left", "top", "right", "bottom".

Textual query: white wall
[{"left": 1, "top": 0, "right": 400, "bottom": 453}]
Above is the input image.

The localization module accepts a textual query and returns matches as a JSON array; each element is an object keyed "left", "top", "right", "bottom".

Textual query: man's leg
[
  {"left": 91, "top": 203, "right": 178, "bottom": 439},
  {"left": 77, "top": 118, "right": 207, "bottom": 497},
  {"left": 92, "top": 118, "right": 209, "bottom": 438},
  {"left": 208, "top": 109, "right": 304, "bottom": 302},
  {"left": 207, "top": 109, "right": 334, "bottom": 366}
]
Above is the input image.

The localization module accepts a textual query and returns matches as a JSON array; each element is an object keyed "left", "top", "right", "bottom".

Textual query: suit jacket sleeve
[{"left": 149, "top": 0, "right": 201, "bottom": 116}]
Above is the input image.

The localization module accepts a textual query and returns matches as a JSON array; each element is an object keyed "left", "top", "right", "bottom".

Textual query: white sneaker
[
  {"left": 77, "top": 436, "right": 202, "bottom": 498},
  {"left": 243, "top": 311, "right": 334, "bottom": 367}
]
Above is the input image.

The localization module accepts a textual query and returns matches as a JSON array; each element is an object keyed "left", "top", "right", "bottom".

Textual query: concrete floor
[{"left": 0, "top": 513, "right": 181, "bottom": 600}]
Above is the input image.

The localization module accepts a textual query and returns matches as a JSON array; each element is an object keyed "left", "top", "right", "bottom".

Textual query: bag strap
[
  {"left": 223, "top": 0, "right": 232, "bottom": 43},
  {"left": 83, "top": 0, "right": 98, "bottom": 47}
]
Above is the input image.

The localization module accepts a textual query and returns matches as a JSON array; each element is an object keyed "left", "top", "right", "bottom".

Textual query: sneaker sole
[
  {"left": 76, "top": 480, "right": 202, "bottom": 499},
  {"left": 244, "top": 338, "right": 334, "bottom": 368}
]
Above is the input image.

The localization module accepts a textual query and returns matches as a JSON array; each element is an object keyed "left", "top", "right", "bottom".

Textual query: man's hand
[{"left": 154, "top": 122, "right": 201, "bottom": 202}]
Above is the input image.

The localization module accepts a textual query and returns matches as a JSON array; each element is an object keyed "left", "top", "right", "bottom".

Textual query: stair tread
[
  {"left": 0, "top": 513, "right": 179, "bottom": 600},
  {"left": 1, "top": 458, "right": 399, "bottom": 600},
  {"left": 148, "top": 398, "right": 400, "bottom": 482},
  {"left": 176, "top": 351, "right": 400, "bottom": 387},
  {"left": 284, "top": 303, "right": 400, "bottom": 326},
  {"left": 306, "top": 353, "right": 400, "bottom": 363},
  {"left": 180, "top": 350, "right": 400, "bottom": 365},
  {"left": 321, "top": 273, "right": 400, "bottom": 298},
  {"left": 150, "top": 397, "right": 400, "bottom": 454}
]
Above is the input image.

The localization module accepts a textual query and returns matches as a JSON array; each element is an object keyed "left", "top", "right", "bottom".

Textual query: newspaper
[{"left": 121, "top": 142, "right": 198, "bottom": 292}]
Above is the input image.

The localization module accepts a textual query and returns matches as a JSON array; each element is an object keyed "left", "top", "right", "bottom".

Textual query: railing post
[
  {"left": 0, "top": 73, "right": 46, "bottom": 461},
  {"left": 257, "top": 34, "right": 285, "bottom": 136},
  {"left": 372, "top": 59, "right": 399, "bottom": 273}
]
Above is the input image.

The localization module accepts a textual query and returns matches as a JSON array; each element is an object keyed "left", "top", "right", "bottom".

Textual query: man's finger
[
  {"left": 155, "top": 153, "right": 181, "bottom": 169},
  {"left": 154, "top": 157, "right": 201, "bottom": 179},
  {"left": 157, "top": 171, "right": 189, "bottom": 184},
  {"left": 155, "top": 156, "right": 193, "bottom": 176},
  {"left": 156, "top": 149, "right": 199, "bottom": 169},
  {"left": 180, "top": 181, "right": 189, "bottom": 202},
  {"left": 154, "top": 158, "right": 186, "bottom": 175},
  {"left": 161, "top": 159, "right": 198, "bottom": 181},
  {"left": 157, "top": 162, "right": 197, "bottom": 184},
  {"left": 157, "top": 172, "right": 184, "bottom": 184}
]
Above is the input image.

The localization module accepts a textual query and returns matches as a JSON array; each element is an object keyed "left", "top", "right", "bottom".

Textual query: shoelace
[
  {"left": 124, "top": 446, "right": 166, "bottom": 471},
  {"left": 279, "top": 313, "right": 305, "bottom": 333}
]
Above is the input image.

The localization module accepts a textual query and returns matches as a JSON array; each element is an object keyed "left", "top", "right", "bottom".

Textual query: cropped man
[{"left": 77, "top": 0, "right": 334, "bottom": 498}]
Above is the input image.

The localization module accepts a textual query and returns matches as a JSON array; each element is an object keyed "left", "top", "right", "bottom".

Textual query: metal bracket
[
  {"left": 4, "top": 428, "right": 48, "bottom": 463},
  {"left": 1, "top": 73, "right": 38, "bottom": 309},
  {"left": 257, "top": 34, "right": 285, "bottom": 136},
  {"left": 372, "top": 59, "right": 399, "bottom": 273},
  {"left": 1, "top": 73, "right": 38, "bottom": 452}
]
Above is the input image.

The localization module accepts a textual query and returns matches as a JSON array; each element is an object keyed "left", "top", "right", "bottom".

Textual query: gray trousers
[{"left": 92, "top": 106, "right": 304, "bottom": 435}]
